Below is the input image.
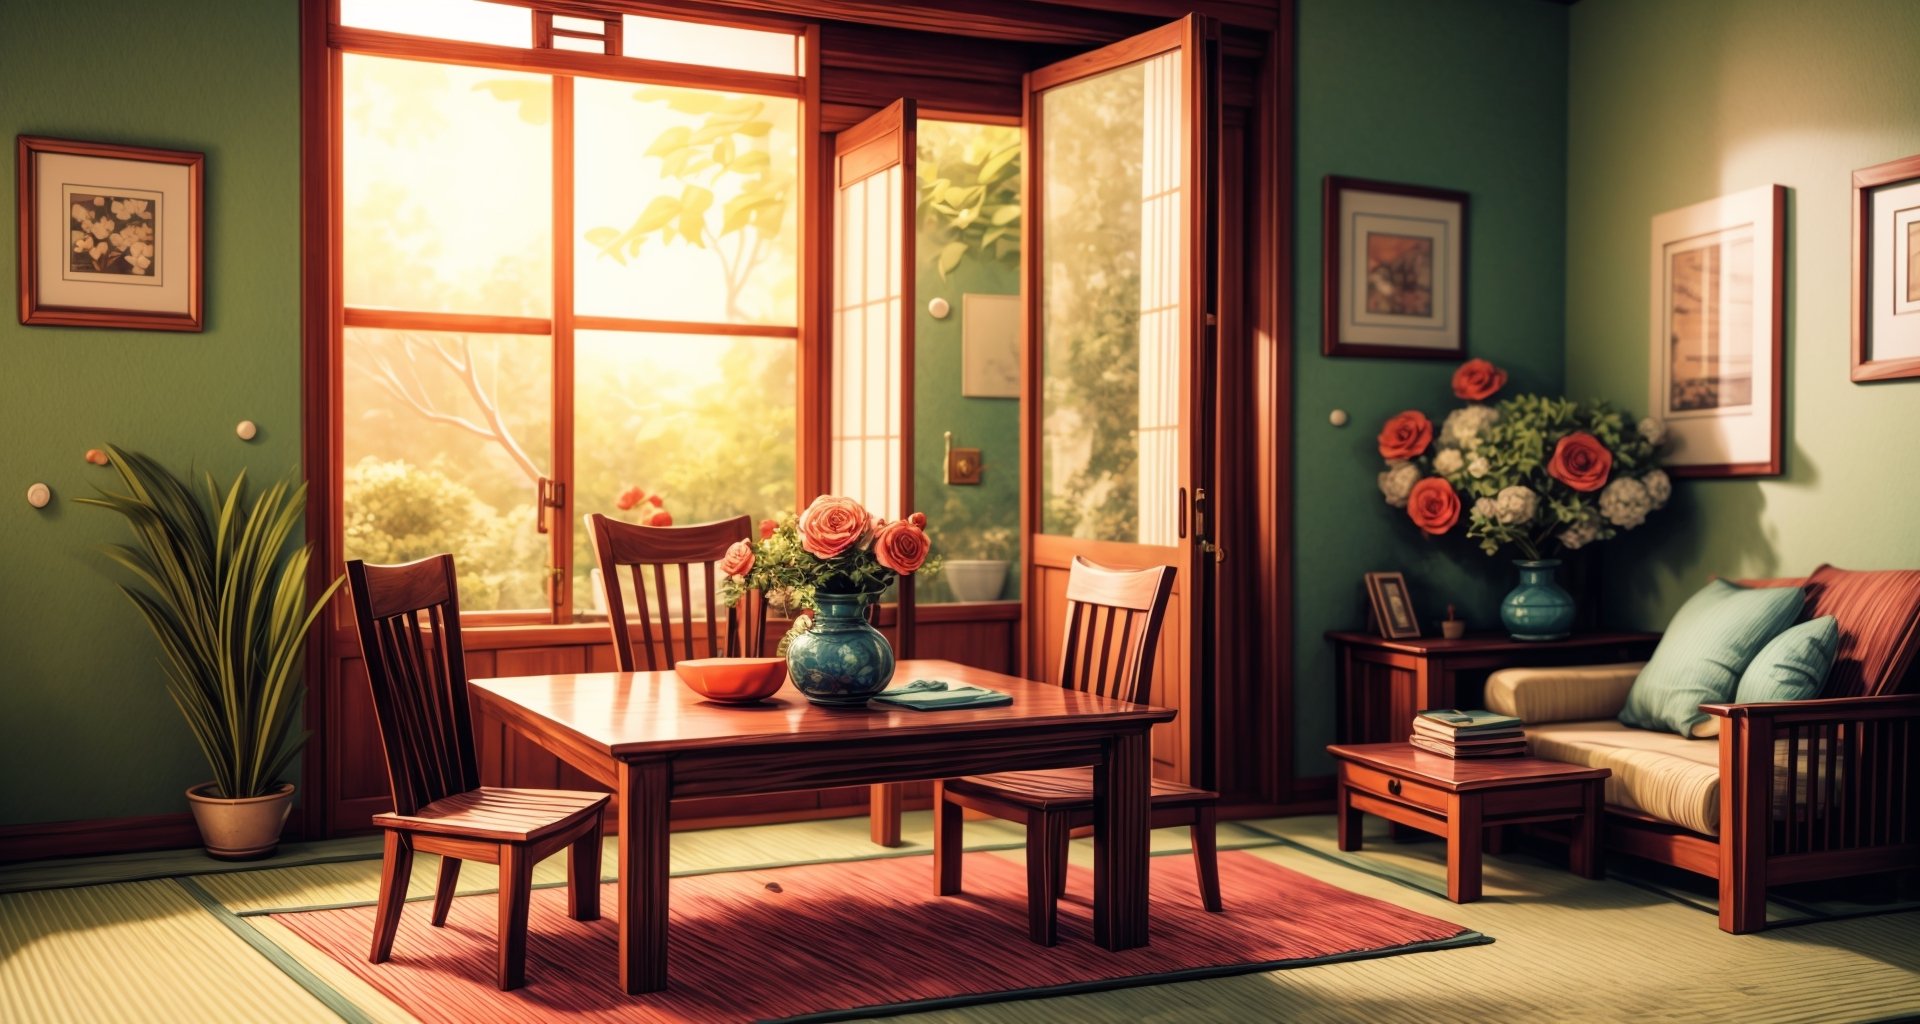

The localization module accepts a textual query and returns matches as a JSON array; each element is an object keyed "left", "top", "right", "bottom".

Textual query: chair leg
[
  {"left": 568, "top": 821, "right": 603, "bottom": 922},
  {"left": 430, "top": 857, "right": 462, "bottom": 927},
  {"left": 497, "top": 843, "right": 534, "bottom": 990},
  {"left": 369, "top": 830, "right": 413, "bottom": 964},
  {"left": 1027, "top": 811, "right": 1069, "bottom": 946},
  {"left": 1191, "top": 806, "right": 1224, "bottom": 913},
  {"left": 1052, "top": 826, "right": 1068, "bottom": 901},
  {"left": 934, "top": 782, "right": 963, "bottom": 896}
]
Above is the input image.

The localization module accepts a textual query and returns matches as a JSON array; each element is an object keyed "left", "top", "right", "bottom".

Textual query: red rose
[
  {"left": 1547, "top": 432, "right": 1613, "bottom": 492},
  {"left": 797, "top": 495, "right": 872, "bottom": 559},
  {"left": 1406, "top": 477, "right": 1460, "bottom": 535},
  {"left": 872, "top": 519, "right": 931, "bottom": 574},
  {"left": 759, "top": 518, "right": 779, "bottom": 539},
  {"left": 1451, "top": 359, "right": 1508, "bottom": 401},
  {"left": 643, "top": 508, "right": 673, "bottom": 527},
  {"left": 718, "top": 539, "right": 754, "bottom": 578},
  {"left": 615, "top": 485, "right": 644, "bottom": 511},
  {"left": 1377, "top": 410, "right": 1433, "bottom": 460}
]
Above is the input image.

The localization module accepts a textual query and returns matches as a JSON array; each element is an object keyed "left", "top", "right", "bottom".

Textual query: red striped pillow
[{"left": 1802, "top": 565, "right": 1920, "bottom": 698}]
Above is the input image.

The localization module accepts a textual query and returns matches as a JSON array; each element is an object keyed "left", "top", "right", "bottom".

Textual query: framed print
[
  {"left": 1648, "top": 184, "right": 1784, "bottom": 477},
  {"left": 960, "top": 292, "right": 1020, "bottom": 398},
  {"left": 1322, "top": 176, "right": 1468, "bottom": 359},
  {"left": 1364, "top": 571, "right": 1421, "bottom": 640},
  {"left": 1851, "top": 153, "right": 1920, "bottom": 382},
  {"left": 17, "top": 135, "right": 203, "bottom": 331}
]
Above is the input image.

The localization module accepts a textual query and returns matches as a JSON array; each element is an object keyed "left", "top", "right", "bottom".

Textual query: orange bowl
[{"left": 674, "top": 657, "right": 788, "bottom": 704}]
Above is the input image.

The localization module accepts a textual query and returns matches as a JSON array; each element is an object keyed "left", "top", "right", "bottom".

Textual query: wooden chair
[
  {"left": 347, "top": 555, "right": 608, "bottom": 991},
  {"left": 587, "top": 514, "right": 905, "bottom": 844},
  {"left": 933, "top": 556, "right": 1220, "bottom": 945}
]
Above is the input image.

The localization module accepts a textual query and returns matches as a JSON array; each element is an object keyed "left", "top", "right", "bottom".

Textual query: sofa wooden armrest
[{"left": 1700, "top": 692, "right": 1920, "bottom": 720}]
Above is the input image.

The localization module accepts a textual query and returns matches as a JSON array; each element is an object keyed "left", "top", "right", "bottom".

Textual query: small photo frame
[
  {"left": 1364, "top": 571, "right": 1421, "bottom": 640},
  {"left": 1322, "top": 176, "right": 1468, "bottom": 359},
  {"left": 17, "top": 135, "right": 203, "bottom": 331},
  {"left": 1851, "top": 153, "right": 1920, "bottom": 382}
]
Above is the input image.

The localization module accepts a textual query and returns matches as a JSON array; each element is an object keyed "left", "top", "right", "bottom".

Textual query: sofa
[{"left": 1483, "top": 565, "right": 1920, "bottom": 933}]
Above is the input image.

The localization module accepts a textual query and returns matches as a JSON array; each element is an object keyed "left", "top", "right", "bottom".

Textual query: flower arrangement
[
  {"left": 718, "top": 494, "right": 938, "bottom": 619},
  {"left": 1374, "top": 359, "right": 1671, "bottom": 560},
  {"left": 614, "top": 485, "right": 673, "bottom": 527}
]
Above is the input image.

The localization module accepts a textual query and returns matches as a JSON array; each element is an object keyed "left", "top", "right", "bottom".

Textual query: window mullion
[{"left": 551, "top": 72, "right": 577, "bottom": 624}]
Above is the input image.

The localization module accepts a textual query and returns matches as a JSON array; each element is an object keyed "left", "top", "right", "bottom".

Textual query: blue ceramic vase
[
  {"left": 785, "top": 592, "right": 895, "bottom": 707},
  {"left": 1500, "top": 559, "right": 1575, "bottom": 641}
]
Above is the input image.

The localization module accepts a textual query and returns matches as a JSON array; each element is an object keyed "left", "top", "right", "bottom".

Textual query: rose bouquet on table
[
  {"left": 718, "top": 495, "right": 938, "bottom": 652},
  {"left": 1375, "top": 359, "right": 1671, "bottom": 559}
]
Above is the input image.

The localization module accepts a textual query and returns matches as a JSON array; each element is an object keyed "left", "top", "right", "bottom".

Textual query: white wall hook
[
  {"left": 236, "top": 420, "right": 258, "bottom": 441},
  {"left": 1329, "top": 408, "right": 1349, "bottom": 427},
  {"left": 928, "top": 297, "right": 950, "bottom": 319},
  {"left": 27, "top": 482, "right": 51, "bottom": 509}
]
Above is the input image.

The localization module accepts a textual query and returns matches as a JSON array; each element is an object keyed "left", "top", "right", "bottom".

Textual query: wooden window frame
[{"left": 307, "top": 0, "right": 818, "bottom": 631}]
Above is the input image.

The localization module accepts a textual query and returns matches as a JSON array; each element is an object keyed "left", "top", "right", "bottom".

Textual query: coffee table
[{"left": 1326, "top": 742, "right": 1611, "bottom": 902}]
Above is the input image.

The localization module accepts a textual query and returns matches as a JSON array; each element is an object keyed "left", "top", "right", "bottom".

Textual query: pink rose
[
  {"left": 719, "top": 539, "right": 754, "bottom": 578},
  {"left": 615, "top": 486, "right": 645, "bottom": 511},
  {"left": 643, "top": 508, "right": 672, "bottom": 527},
  {"left": 907, "top": 512, "right": 927, "bottom": 529},
  {"left": 759, "top": 518, "right": 779, "bottom": 539},
  {"left": 797, "top": 495, "right": 871, "bottom": 559},
  {"left": 873, "top": 519, "right": 931, "bottom": 574}
]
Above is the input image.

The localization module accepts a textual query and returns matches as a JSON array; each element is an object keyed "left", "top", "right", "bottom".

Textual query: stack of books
[{"left": 1410, "top": 709, "right": 1526, "bottom": 758}]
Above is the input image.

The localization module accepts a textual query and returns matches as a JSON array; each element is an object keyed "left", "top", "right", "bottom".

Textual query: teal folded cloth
[{"left": 872, "top": 679, "right": 1013, "bottom": 710}]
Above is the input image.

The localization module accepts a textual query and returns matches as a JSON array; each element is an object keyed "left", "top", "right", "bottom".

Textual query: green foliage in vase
[{"left": 78, "top": 447, "right": 344, "bottom": 799}]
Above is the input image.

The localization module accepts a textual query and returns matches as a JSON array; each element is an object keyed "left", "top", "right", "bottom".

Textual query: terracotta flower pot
[{"left": 185, "top": 782, "right": 295, "bottom": 860}]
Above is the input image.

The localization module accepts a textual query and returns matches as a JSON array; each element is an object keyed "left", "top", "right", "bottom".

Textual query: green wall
[
  {"left": 1291, "top": 0, "right": 1569, "bottom": 776},
  {"left": 0, "top": 0, "right": 302, "bottom": 825},
  {"left": 1565, "top": 0, "right": 1920, "bottom": 628}
]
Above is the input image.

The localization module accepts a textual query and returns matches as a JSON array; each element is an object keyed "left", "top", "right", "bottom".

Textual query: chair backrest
[
  {"left": 346, "top": 554, "right": 477, "bottom": 817},
  {"left": 586, "top": 513, "right": 768, "bottom": 671},
  {"left": 1056, "top": 556, "right": 1177, "bottom": 703},
  {"left": 1734, "top": 565, "right": 1920, "bottom": 697}
]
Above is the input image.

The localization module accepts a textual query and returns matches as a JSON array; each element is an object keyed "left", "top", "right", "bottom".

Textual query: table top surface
[
  {"left": 1325, "top": 630, "right": 1660, "bottom": 655},
  {"left": 1327, "top": 742, "right": 1611, "bottom": 792},
  {"left": 470, "top": 659, "right": 1177, "bottom": 758}
]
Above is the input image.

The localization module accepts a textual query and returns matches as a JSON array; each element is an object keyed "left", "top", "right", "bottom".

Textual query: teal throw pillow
[
  {"left": 1734, "top": 615, "right": 1838, "bottom": 704},
  {"left": 1619, "top": 579, "right": 1806, "bottom": 737}
]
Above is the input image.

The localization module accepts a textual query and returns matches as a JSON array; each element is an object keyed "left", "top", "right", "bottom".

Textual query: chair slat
[
  {"left": 629, "top": 563, "right": 658, "bottom": 671},
  {"left": 676, "top": 562, "right": 695, "bottom": 664}
]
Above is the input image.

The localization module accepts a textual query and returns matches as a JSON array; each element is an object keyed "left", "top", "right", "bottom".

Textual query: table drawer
[{"left": 1340, "top": 762, "right": 1447, "bottom": 815}]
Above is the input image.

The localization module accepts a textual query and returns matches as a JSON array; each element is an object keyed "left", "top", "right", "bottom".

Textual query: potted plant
[
  {"left": 719, "top": 496, "right": 937, "bottom": 706},
  {"left": 80, "top": 446, "right": 342, "bottom": 859},
  {"left": 1372, "top": 360, "right": 1671, "bottom": 640}
]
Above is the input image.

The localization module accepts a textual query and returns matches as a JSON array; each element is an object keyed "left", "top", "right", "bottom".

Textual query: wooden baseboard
[{"left": 0, "top": 812, "right": 205, "bottom": 864}]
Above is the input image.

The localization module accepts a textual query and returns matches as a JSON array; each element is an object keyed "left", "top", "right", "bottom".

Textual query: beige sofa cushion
[
  {"left": 1485, "top": 662, "right": 1646, "bottom": 724},
  {"left": 1526, "top": 720, "right": 1722, "bottom": 835}
]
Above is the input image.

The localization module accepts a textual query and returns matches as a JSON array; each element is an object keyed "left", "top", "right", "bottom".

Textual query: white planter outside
[{"left": 944, "top": 559, "right": 1009, "bottom": 603}]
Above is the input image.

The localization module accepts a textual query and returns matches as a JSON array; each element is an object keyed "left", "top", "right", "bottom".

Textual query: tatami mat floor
[{"left": 2, "top": 812, "right": 1916, "bottom": 1023}]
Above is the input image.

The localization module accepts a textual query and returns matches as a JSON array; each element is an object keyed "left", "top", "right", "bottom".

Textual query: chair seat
[
  {"left": 372, "top": 786, "right": 609, "bottom": 842},
  {"left": 945, "top": 768, "right": 1217, "bottom": 812}
]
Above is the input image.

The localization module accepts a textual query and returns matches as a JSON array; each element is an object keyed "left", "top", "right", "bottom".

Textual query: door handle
[{"left": 535, "top": 476, "right": 565, "bottom": 535}]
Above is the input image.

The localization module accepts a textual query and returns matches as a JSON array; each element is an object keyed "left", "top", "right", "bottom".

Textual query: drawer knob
[{"left": 1387, "top": 778, "right": 1403, "bottom": 796}]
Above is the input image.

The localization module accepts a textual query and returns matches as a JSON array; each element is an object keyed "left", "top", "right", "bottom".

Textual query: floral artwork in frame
[
  {"left": 17, "top": 135, "right": 203, "bottom": 331},
  {"left": 1648, "top": 184, "right": 1784, "bottom": 477},
  {"left": 1322, "top": 175, "right": 1468, "bottom": 359},
  {"left": 1851, "top": 153, "right": 1920, "bottom": 382}
]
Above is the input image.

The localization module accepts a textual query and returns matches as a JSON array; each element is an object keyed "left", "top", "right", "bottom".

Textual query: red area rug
[{"left": 270, "top": 850, "right": 1483, "bottom": 1023}]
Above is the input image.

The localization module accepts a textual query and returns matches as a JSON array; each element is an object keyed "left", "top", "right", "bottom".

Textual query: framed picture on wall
[
  {"left": 16, "top": 135, "right": 203, "bottom": 331},
  {"left": 1363, "top": 571, "right": 1421, "bottom": 640},
  {"left": 1648, "top": 184, "right": 1785, "bottom": 477},
  {"left": 961, "top": 292, "right": 1020, "bottom": 398},
  {"left": 1851, "top": 153, "right": 1920, "bottom": 383},
  {"left": 1322, "top": 176, "right": 1468, "bottom": 359}
]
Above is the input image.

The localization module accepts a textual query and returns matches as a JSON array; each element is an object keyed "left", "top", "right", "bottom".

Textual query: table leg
[
  {"left": 1570, "top": 780, "right": 1604, "bottom": 880},
  {"left": 869, "top": 783, "right": 903, "bottom": 848},
  {"left": 1445, "top": 792, "right": 1483, "bottom": 903},
  {"left": 618, "top": 757, "right": 670, "bottom": 994},
  {"left": 1337, "top": 780, "right": 1362, "bottom": 852},
  {"left": 1093, "top": 729, "right": 1151, "bottom": 951}
]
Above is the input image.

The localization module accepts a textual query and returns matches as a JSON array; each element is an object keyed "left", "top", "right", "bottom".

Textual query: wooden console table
[{"left": 1329, "top": 630, "right": 1659, "bottom": 745}]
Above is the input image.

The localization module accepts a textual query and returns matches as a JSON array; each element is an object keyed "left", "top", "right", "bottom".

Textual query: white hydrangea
[
  {"left": 1493, "top": 485, "right": 1538, "bottom": 526},
  {"left": 1377, "top": 460, "right": 1420, "bottom": 508},
  {"left": 1467, "top": 455, "right": 1491, "bottom": 479},
  {"left": 1559, "top": 518, "right": 1601, "bottom": 550},
  {"left": 1599, "top": 477, "right": 1653, "bottom": 528},
  {"left": 1441, "top": 405, "right": 1501, "bottom": 451},
  {"left": 1433, "top": 449, "right": 1465, "bottom": 476},
  {"left": 1642, "top": 468, "right": 1671, "bottom": 509},
  {"left": 1638, "top": 417, "right": 1667, "bottom": 446},
  {"left": 1472, "top": 497, "right": 1498, "bottom": 522}
]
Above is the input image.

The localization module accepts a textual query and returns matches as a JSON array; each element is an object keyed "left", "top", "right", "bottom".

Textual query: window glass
[
  {"left": 342, "top": 328, "right": 552, "bottom": 611},
  {"left": 574, "top": 78, "right": 798, "bottom": 326},
  {"left": 342, "top": 55, "right": 552, "bottom": 317},
  {"left": 339, "top": 0, "right": 530, "bottom": 47},
  {"left": 622, "top": 15, "right": 798, "bottom": 76}
]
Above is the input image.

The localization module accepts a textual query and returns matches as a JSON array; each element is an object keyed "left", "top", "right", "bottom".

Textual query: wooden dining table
[{"left": 468, "top": 658, "right": 1176, "bottom": 994}]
